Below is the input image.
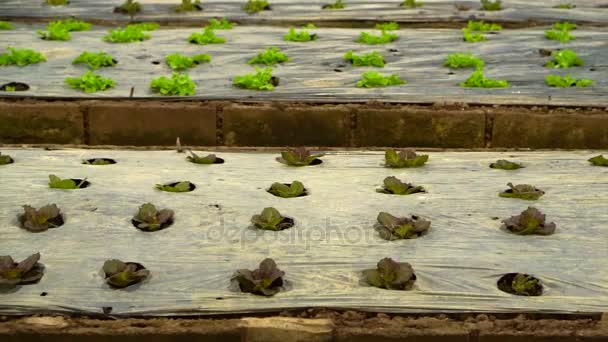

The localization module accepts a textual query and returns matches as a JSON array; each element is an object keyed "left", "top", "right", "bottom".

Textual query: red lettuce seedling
[
  {"left": 497, "top": 273, "right": 543, "bottom": 296},
  {"left": 268, "top": 181, "right": 307, "bottom": 198},
  {"left": 363, "top": 258, "right": 416, "bottom": 290},
  {"left": 589, "top": 155, "right": 608, "bottom": 167},
  {"left": 132, "top": 203, "right": 174, "bottom": 232},
  {"left": 187, "top": 151, "right": 224, "bottom": 164},
  {"left": 499, "top": 183, "right": 544, "bottom": 200},
  {"left": 20, "top": 204, "right": 64, "bottom": 232},
  {"left": 277, "top": 147, "right": 324, "bottom": 166},
  {"left": 375, "top": 212, "right": 430, "bottom": 240},
  {"left": 103, "top": 259, "right": 150, "bottom": 289},
  {"left": 490, "top": 159, "right": 523, "bottom": 170},
  {"left": 377, "top": 176, "right": 425, "bottom": 195},
  {"left": 501, "top": 207, "right": 556, "bottom": 235},
  {"left": 231, "top": 258, "right": 284, "bottom": 296},
  {"left": 0, "top": 152, "right": 14, "bottom": 165},
  {"left": 251, "top": 207, "right": 294, "bottom": 231},
  {"left": 384, "top": 148, "right": 428, "bottom": 168},
  {"left": 0, "top": 253, "right": 44, "bottom": 288}
]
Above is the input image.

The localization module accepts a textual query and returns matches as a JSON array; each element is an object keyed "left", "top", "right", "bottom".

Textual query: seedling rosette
[
  {"left": 344, "top": 50, "right": 385, "bottom": 67},
  {"left": 377, "top": 176, "right": 425, "bottom": 195},
  {"left": 103, "top": 259, "right": 150, "bottom": 289},
  {"left": 497, "top": 273, "right": 543, "bottom": 296},
  {"left": 114, "top": 0, "right": 141, "bottom": 15},
  {"left": 187, "top": 151, "right": 224, "bottom": 164},
  {"left": 0, "top": 152, "right": 14, "bottom": 165},
  {"left": 19, "top": 204, "right": 64, "bottom": 232},
  {"left": 48, "top": 174, "right": 89, "bottom": 189},
  {"left": 276, "top": 147, "right": 324, "bottom": 166},
  {"left": 82, "top": 158, "right": 116, "bottom": 165},
  {"left": 0, "top": 253, "right": 44, "bottom": 289},
  {"left": 374, "top": 212, "right": 430, "bottom": 240},
  {"left": 207, "top": 18, "right": 236, "bottom": 29},
  {"left": 150, "top": 73, "right": 196, "bottom": 96},
  {"left": 384, "top": 149, "right": 428, "bottom": 168},
  {"left": 175, "top": 0, "right": 202, "bottom": 12},
  {"left": 243, "top": 0, "right": 270, "bottom": 13},
  {"left": 490, "top": 159, "right": 523, "bottom": 170},
  {"left": 188, "top": 27, "right": 225, "bottom": 45},
  {"left": 0, "top": 21, "right": 13, "bottom": 30},
  {"left": 357, "top": 30, "right": 399, "bottom": 44},
  {"left": 72, "top": 52, "right": 117, "bottom": 70},
  {"left": 363, "top": 258, "right": 416, "bottom": 290},
  {"left": 357, "top": 71, "right": 404, "bottom": 88},
  {"left": 156, "top": 181, "right": 195, "bottom": 192},
  {"left": 461, "top": 68, "right": 509, "bottom": 88},
  {"left": 0, "top": 48, "right": 46, "bottom": 67},
  {"left": 501, "top": 207, "right": 556, "bottom": 235},
  {"left": 233, "top": 67, "right": 278, "bottom": 90},
  {"left": 322, "top": 0, "right": 344, "bottom": 9},
  {"left": 284, "top": 27, "right": 317, "bottom": 42},
  {"left": 401, "top": 0, "right": 422, "bottom": 8},
  {"left": 444, "top": 53, "right": 484, "bottom": 69},
  {"left": 267, "top": 181, "right": 307, "bottom": 198},
  {"left": 65, "top": 71, "right": 115, "bottom": 93},
  {"left": 248, "top": 47, "right": 289, "bottom": 66},
  {"left": 132, "top": 203, "right": 174, "bottom": 232},
  {"left": 499, "top": 183, "right": 544, "bottom": 200},
  {"left": 251, "top": 207, "right": 294, "bottom": 231},
  {"left": 545, "top": 75, "right": 593, "bottom": 88},
  {"left": 480, "top": 0, "right": 501, "bottom": 11},
  {"left": 588, "top": 155, "right": 608, "bottom": 167},
  {"left": 165, "top": 53, "right": 211, "bottom": 71},
  {"left": 545, "top": 49, "right": 584, "bottom": 68},
  {"left": 231, "top": 258, "right": 284, "bottom": 296},
  {"left": 37, "top": 19, "right": 91, "bottom": 41}
]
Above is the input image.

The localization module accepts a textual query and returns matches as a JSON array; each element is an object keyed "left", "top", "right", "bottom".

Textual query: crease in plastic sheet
[
  {"left": 0, "top": 149, "right": 607, "bottom": 316},
  {"left": 0, "top": 25, "right": 606, "bottom": 106},
  {"left": 0, "top": 0, "right": 607, "bottom": 25}
]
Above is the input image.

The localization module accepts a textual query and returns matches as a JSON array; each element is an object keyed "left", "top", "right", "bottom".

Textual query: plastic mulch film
[{"left": 1, "top": 149, "right": 607, "bottom": 315}]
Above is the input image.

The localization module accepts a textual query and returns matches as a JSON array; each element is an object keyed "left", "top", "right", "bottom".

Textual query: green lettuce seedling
[
  {"left": 401, "top": 0, "right": 422, "bottom": 8},
  {"left": 377, "top": 176, "right": 425, "bottom": 195},
  {"left": 511, "top": 274, "right": 540, "bottom": 295},
  {"left": 186, "top": 151, "right": 222, "bottom": 164},
  {"left": 480, "top": 0, "right": 501, "bottom": 10},
  {"left": 444, "top": 52, "right": 484, "bottom": 68},
  {"left": 467, "top": 20, "right": 502, "bottom": 31},
  {"left": 244, "top": 0, "right": 270, "bottom": 13},
  {"left": 0, "top": 152, "right": 14, "bottom": 165},
  {"left": 248, "top": 47, "right": 289, "bottom": 65},
  {"left": 323, "top": 0, "right": 344, "bottom": 9},
  {"left": 103, "top": 259, "right": 150, "bottom": 288},
  {"left": 46, "top": 0, "right": 68, "bottom": 5},
  {"left": 48, "top": 175, "right": 88, "bottom": 189},
  {"left": 376, "top": 22, "right": 399, "bottom": 31},
  {"left": 490, "top": 159, "right": 523, "bottom": 170},
  {"left": 357, "top": 30, "right": 398, "bottom": 44},
  {"left": 104, "top": 26, "right": 150, "bottom": 43},
  {"left": 72, "top": 51, "right": 117, "bottom": 69},
  {"left": 499, "top": 183, "right": 545, "bottom": 200},
  {"left": 462, "top": 28, "right": 486, "bottom": 42},
  {"left": 20, "top": 204, "right": 63, "bottom": 232},
  {"left": 208, "top": 18, "right": 236, "bottom": 29},
  {"left": 188, "top": 27, "right": 225, "bottom": 44},
  {"left": 554, "top": 3, "right": 575, "bottom": 8},
  {"left": 545, "top": 74, "right": 593, "bottom": 87},
  {"left": 3, "top": 86, "right": 16, "bottom": 92},
  {"left": 268, "top": 181, "right": 306, "bottom": 198},
  {"left": 344, "top": 50, "right": 385, "bottom": 67},
  {"left": 65, "top": 71, "right": 115, "bottom": 93},
  {"left": 363, "top": 258, "right": 416, "bottom": 290},
  {"left": 284, "top": 27, "right": 317, "bottom": 42},
  {"left": 545, "top": 22, "right": 576, "bottom": 43},
  {"left": 251, "top": 207, "right": 294, "bottom": 231},
  {"left": 38, "top": 19, "right": 91, "bottom": 41},
  {"left": 128, "top": 22, "right": 160, "bottom": 31},
  {"left": 231, "top": 258, "right": 285, "bottom": 296},
  {"left": 0, "top": 21, "right": 13, "bottom": 30},
  {"left": 132, "top": 203, "right": 174, "bottom": 231},
  {"left": 375, "top": 212, "right": 430, "bottom": 240},
  {"left": 114, "top": 0, "right": 141, "bottom": 15},
  {"left": 150, "top": 72, "right": 197, "bottom": 96},
  {"left": 0, "top": 253, "right": 44, "bottom": 288},
  {"left": 554, "top": 22, "right": 577, "bottom": 31},
  {"left": 175, "top": 0, "right": 202, "bottom": 12},
  {"left": 545, "top": 49, "right": 584, "bottom": 68},
  {"left": 0, "top": 48, "right": 46, "bottom": 67},
  {"left": 82, "top": 158, "right": 115, "bottom": 165},
  {"left": 461, "top": 68, "right": 509, "bottom": 88},
  {"left": 356, "top": 71, "right": 404, "bottom": 88},
  {"left": 385, "top": 149, "right": 428, "bottom": 168},
  {"left": 155, "top": 181, "right": 194, "bottom": 192},
  {"left": 165, "top": 53, "right": 211, "bottom": 70},
  {"left": 589, "top": 155, "right": 608, "bottom": 166},
  {"left": 277, "top": 147, "right": 324, "bottom": 166},
  {"left": 502, "top": 207, "right": 556, "bottom": 235},
  {"left": 233, "top": 67, "right": 277, "bottom": 90}
]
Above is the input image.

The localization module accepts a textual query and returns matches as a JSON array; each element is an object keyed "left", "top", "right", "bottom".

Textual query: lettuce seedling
[
  {"left": 377, "top": 176, "right": 425, "bottom": 195},
  {"left": 502, "top": 207, "right": 556, "bottom": 235},
  {"left": 545, "top": 23, "right": 575, "bottom": 43},
  {"left": 444, "top": 52, "right": 484, "bottom": 68},
  {"left": 244, "top": 0, "right": 270, "bottom": 13},
  {"left": 462, "top": 28, "right": 486, "bottom": 42},
  {"left": 461, "top": 68, "right": 509, "bottom": 88},
  {"left": 401, "top": 0, "right": 422, "bottom": 8},
  {"left": 357, "top": 71, "right": 405, "bottom": 88},
  {"left": 48, "top": 175, "right": 88, "bottom": 189},
  {"left": 588, "top": 155, "right": 608, "bottom": 166},
  {"left": 72, "top": 51, "right": 117, "bottom": 69},
  {"left": 467, "top": 20, "right": 502, "bottom": 31},
  {"left": 103, "top": 259, "right": 150, "bottom": 289},
  {"left": 46, "top": 0, "right": 69, "bottom": 5},
  {"left": 499, "top": 183, "right": 545, "bottom": 200},
  {"left": 165, "top": 53, "right": 211, "bottom": 70},
  {"left": 497, "top": 273, "right": 543, "bottom": 296},
  {"left": 188, "top": 27, "right": 225, "bottom": 44},
  {"left": 208, "top": 18, "right": 236, "bottom": 29},
  {"left": 545, "top": 49, "right": 584, "bottom": 68},
  {"left": 0, "top": 48, "right": 46, "bottom": 67},
  {"left": 251, "top": 207, "right": 294, "bottom": 231},
  {"left": 114, "top": 0, "right": 141, "bottom": 15},
  {"left": 0, "top": 253, "right": 44, "bottom": 288},
  {"left": 187, "top": 151, "right": 224, "bottom": 164},
  {"left": 357, "top": 30, "right": 399, "bottom": 44},
  {"left": 323, "top": 0, "right": 345, "bottom": 9},
  {"left": 83, "top": 158, "right": 116, "bottom": 165},
  {"left": 384, "top": 148, "right": 428, "bottom": 168},
  {"left": 156, "top": 181, "right": 194, "bottom": 192},
  {"left": 19, "top": 204, "right": 64, "bottom": 232},
  {"left": 268, "top": 181, "right": 307, "bottom": 198},
  {"left": 276, "top": 147, "right": 324, "bottom": 166},
  {"left": 175, "top": 0, "right": 202, "bottom": 12},
  {"left": 375, "top": 212, "right": 430, "bottom": 240},
  {"left": 0, "top": 152, "right": 14, "bottom": 165},
  {"left": 0, "top": 21, "right": 13, "bottom": 30},
  {"left": 104, "top": 26, "right": 150, "bottom": 43},
  {"left": 37, "top": 19, "right": 91, "bottom": 41},
  {"left": 284, "top": 27, "right": 317, "bottom": 42},
  {"left": 553, "top": 22, "right": 577, "bottom": 31},
  {"left": 376, "top": 22, "right": 399, "bottom": 31},
  {"left": 248, "top": 47, "right": 289, "bottom": 65},
  {"left": 363, "top": 258, "right": 416, "bottom": 290},
  {"left": 150, "top": 72, "right": 197, "bottom": 96},
  {"left": 545, "top": 74, "right": 593, "bottom": 88},
  {"left": 490, "top": 159, "right": 523, "bottom": 170},
  {"left": 65, "top": 71, "right": 115, "bottom": 93},
  {"left": 233, "top": 67, "right": 277, "bottom": 90},
  {"left": 554, "top": 3, "right": 575, "bottom": 9},
  {"left": 344, "top": 50, "right": 385, "bottom": 67},
  {"left": 480, "top": 0, "right": 501, "bottom": 10},
  {"left": 132, "top": 203, "right": 174, "bottom": 231},
  {"left": 128, "top": 22, "right": 160, "bottom": 31},
  {"left": 231, "top": 258, "right": 284, "bottom": 296}
]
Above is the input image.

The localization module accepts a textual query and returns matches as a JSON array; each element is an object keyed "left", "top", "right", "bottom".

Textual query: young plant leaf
[
  {"left": 150, "top": 72, "right": 197, "bottom": 96},
  {"left": 165, "top": 53, "right": 211, "bottom": 70},
  {"left": 103, "top": 259, "right": 150, "bottom": 289},
  {"left": 363, "top": 258, "right": 416, "bottom": 290},
  {"left": 284, "top": 27, "right": 317, "bottom": 42},
  {"left": 462, "top": 28, "right": 486, "bottom": 42},
  {"left": 207, "top": 18, "right": 236, "bottom": 29},
  {"left": 251, "top": 207, "right": 294, "bottom": 231},
  {"left": 384, "top": 149, "right": 428, "bottom": 168},
  {"left": 243, "top": 0, "right": 270, "bottom": 13},
  {"left": 20, "top": 204, "right": 63, "bottom": 232},
  {"left": 155, "top": 181, "right": 194, "bottom": 192},
  {"left": 588, "top": 155, "right": 608, "bottom": 167},
  {"left": 233, "top": 67, "right": 277, "bottom": 90},
  {"left": 114, "top": 0, "right": 141, "bottom": 15},
  {"left": 323, "top": 0, "right": 345, "bottom": 9},
  {"left": 401, "top": 0, "right": 422, "bottom": 8},
  {"left": 499, "top": 183, "right": 545, "bottom": 200},
  {"left": 356, "top": 30, "right": 398, "bottom": 44},
  {"left": 231, "top": 258, "right": 284, "bottom": 296},
  {"left": 174, "top": 0, "right": 202, "bottom": 12},
  {"left": 248, "top": 47, "right": 289, "bottom": 65},
  {"left": 0, "top": 253, "right": 44, "bottom": 288},
  {"left": 72, "top": 51, "right": 117, "bottom": 69},
  {"left": 188, "top": 27, "right": 226, "bottom": 45},
  {"left": 466, "top": 20, "right": 502, "bottom": 31},
  {"left": 132, "top": 203, "right": 174, "bottom": 231},
  {"left": 375, "top": 212, "right": 430, "bottom": 240},
  {"left": 461, "top": 68, "right": 509, "bottom": 88},
  {"left": 444, "top": 53, "right": 484, "bottom": 69},
  {"left": 375, "top": 22, "right": 399, "bottom": 31},
  {"left": 268, "top": 181, "right": 307, "bottom": 198},
  {"left": 0, "top": 152, "right": 14, "bottom": 165},
  {"left": 497, "top": 273, "right": 543, "bottom": 296},
  {"left": 490, "top": 159, "right": 523, "bottom": 170},
  {"left": 356, "top": 71, "right": 405, "bottom": 88},
  {"left": 554, "top": 3, "right": 575, "bottom": 8},
  {"left": 65, "top": 71, "right": 115, "bottom": 93},
  {"left": 480, "top": 0, "right": 501, "bottom": 11},
  {"left": 344, "top": 50, "right": 385, "bottom": 67},
  {"left": 545, "top": 49, "right": 584, "bottom": 68},
  {"left": 0, "top": 48, "right": 46, "bottom": 67},
  {"left": 276, "top": 147, "right": 324, "bottom": 166},
  {"left": 377, "top": 176, "right": 425, "bottom": 195},
  {"left": 37, "top": 19, "right": 91, "bottom": 41},
  {"left": 186, "top": 151, "right": 221, "bottom": 164},
  {"left": 545, "top": 74, "right": 593, "bottom": 88},
  {"left": 48, "top": 175, "right": 88, "bottom": 189},
  {"left": 0, "top": 21, "right": 14, "bottom": 30},
  {"left": 501, "top": 207, "right": 556, "bottom": 235}
]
